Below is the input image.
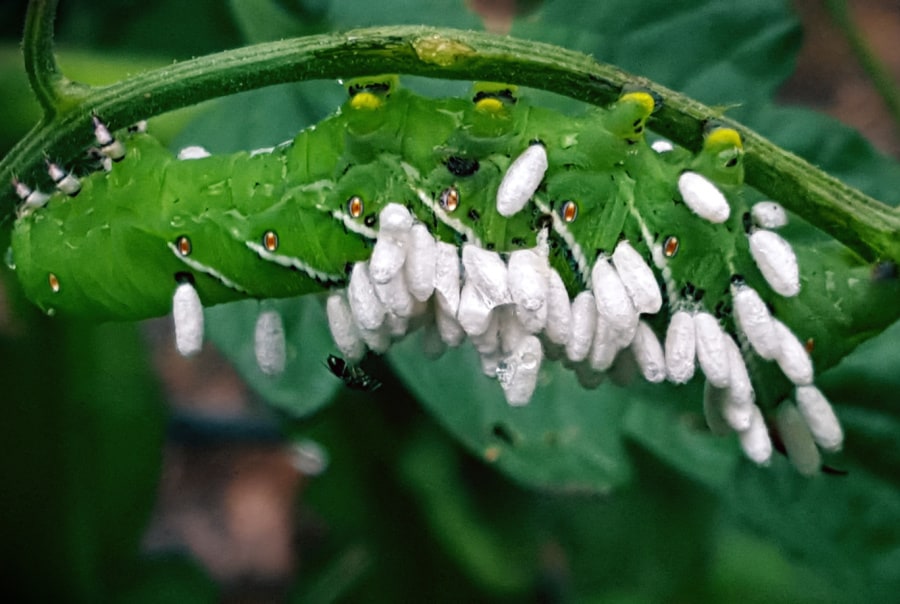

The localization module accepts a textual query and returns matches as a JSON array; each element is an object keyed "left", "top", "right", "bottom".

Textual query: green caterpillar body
[
  {"left": 11, "top": 76, "right": 847, "bottom": 471},
  {"left": 11, "top": 80, "right": 746, "bottom": 322}
]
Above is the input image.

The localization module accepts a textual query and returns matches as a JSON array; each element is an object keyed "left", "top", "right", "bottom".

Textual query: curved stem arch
[{"left": 2, "top": 13, "right": 898, "bottom": 262}]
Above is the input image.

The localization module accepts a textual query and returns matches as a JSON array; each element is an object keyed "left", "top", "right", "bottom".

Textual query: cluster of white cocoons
[
  {"left": 165, "top": 176, "right": 841, "bottom": 472},
  {"left": 319, "top": 196, "right": 842, "bottom": 471}
]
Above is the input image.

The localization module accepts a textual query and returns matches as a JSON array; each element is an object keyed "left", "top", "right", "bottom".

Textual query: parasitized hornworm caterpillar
[{"left": 9, "top": 76, "right": 846, "bottom": 473}]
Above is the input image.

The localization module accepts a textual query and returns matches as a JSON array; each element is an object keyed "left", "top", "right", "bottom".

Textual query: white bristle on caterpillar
[
  {"left": 496, "top": 143, "right": 548, "bottom": 217},
  {"left": 751, "top": 201, "right": 788, "bottom": 229},
  {"left": 795, "top": 385, "right": 843, "bottom": 451},
  {"left": 348, "top": 261, "right": 387, "bottom": 331},
  {"left": 91, "top": 115, "right": 126, "bottom": 161},
  {"left": 172, "top": 282, "right": 204, "bottom": 357},
  {"left": 12, "top": 179, "right": 50, "bottom": 215},
  {"left": 677, "top": 171, "right": 730, "bottom": 223},
  {"left": 611, "top": 240, "right": 662, "bottom": 314},
  {"left": 771, "top": 318, "right": 814, "bottom": 385},
  {"left": 732, "top": 283, "right": 780, "bottom": 360},
  {"left": 46, "top": 161, "right": 81, "bottom": 196},
  {"left": 565, "top": 291, "right": 596, "bottom": 363},
  {"left": 254, "top": 309, "right": 286, "bottom": 375},
  {"left": 775, "top": 401, "right": 821, "bottom": 476},
  {"left": 326, "top": 292, "right": 366, "bottom": 362},
  {"left": 693, "top": 312, "right": 731, "bottom": 388},
  {"left": 664, "top": 310, "right": 696, "bottom": 384},
  {"left": 590, "top": 255, "right": 638, "bottom": 348},
  {"left": 748, "top": 229, "right": 800, "bottom": 297},
  {"left": 404, "top": 223, "right": 437, "bottom": 301},
  {"left": 630, "top": 321, "right": 666, "bottom": 383}
]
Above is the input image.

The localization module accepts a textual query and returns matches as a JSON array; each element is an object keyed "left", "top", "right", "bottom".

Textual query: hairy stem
[{"left": 2, "top": 25, "right": 898, "bottom": 262}]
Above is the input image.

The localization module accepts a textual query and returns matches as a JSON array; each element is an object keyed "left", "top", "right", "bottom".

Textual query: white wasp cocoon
[
  {"left": 359, "top": 323, "right": 391, "bottom": 354},
  {"left": 565, "top": 291, "right": 596, "bottom": 363},
  {"left": 591, "top": 256, "right": 638, "bottom": 347},
  {"left": 677, "top": 171, "right": 730, "bottom": 223},
  {"left": 775, "top": 402, "right": 822, "bottom": 476},
  {"left": 254, "top": 309, "right": 286, "bottom": 376},
  {"left": 498, "top": 306, "right": 530, "bottom": 355},
  {"left": 348, "top": 262, "right": 387, "bottom": 331},
  {"left": 370, "top": 204, "right": 414, "bottom": 283},
  {"left": 433, "top": 242, "right": 461, "bottom": 316},
  {"left": 630, "top": 321, "right": 666, "bottom": 383},
  {"left": 795, "top": 385, "right": 843, "bottom": 451},
  {"left": 702, "top": 382, "right": 733, "bottom": 437},
  {"left": 457, "top": 282, "right": 495, "bottom": 336},
  {"left": 543, "top": 269, "right": 572, "bottom": 346},
  {"left": 694, "top": 312, "right": 731, "bottom": 388},
  {"left": 172, "top": 282, "right": 204, "bottom": 357},
  {"left": 434, "top": 300, "right": 466, "bottom": 347},
  {"left": 508, "top": 248, "right": 550, "bottom": 333},
  {"left": 461, "top": 244, "right": 512, "bottom": 309},
  {"left": 177, "top": 145, "right": 212, "bottom": 160},
  {"left": 771, "top": 319, "right": 814, "bottom": 385},
  {"left": 749, "top": 229, "right": 800, "bottom": 297},
  {"left": 507, "top": 248, "right": 549, "bottom": 311},
  {"left": 738, "top": 405, "right": 773, "bottom": 465},
  {"left": 496, "top": 143, "right": 548, "bottom": 217},
  {"left": 373, "top": 270, "right": 415, "bottom": 318},
  {"left": 588, "top": 313, "right": 618, "bottom": 372},
  {"left": 326, "top": 292, "right": 366, "bottom": 362},
  {"left": 497, "top": 335, "right": 543, "bottom": 406},
  {"left": 611, "top": 240, "right": 662, "bottom": 314},
  {"left": 716, "top": 338, "right": 753, "bottom": 432},
  {"left": 664, "top": 310, "right": 696, "bottom": 384},
  {"left": 723, "top": 335, "right": 754, "bottom": 412},
  {"left": 732, "top": 284, "right": 780, "bottom": 360},
  {"left": 404, "top": 224, "right": 437, "bottom": 301},
  {"left": 470, "top": 309, "right": 500, "bottom": 355},
  {"left": 369, "top": 236, "right": 407, "bottom": 284},
  {"left": 384, "top": 311, "right": 410, "bottom": 338},
  {"left": 379, "top": 202, "right": 415, "bottom": 233},
  {"left": 751, "top": 201, "right": 788, "bottom": 229},
  {"left": 651, "top": 140, "right": 674, "bottom": 153}
]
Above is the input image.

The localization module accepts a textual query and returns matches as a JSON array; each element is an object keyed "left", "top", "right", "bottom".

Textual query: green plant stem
[{"left": 2, "top": 22, "right": 898, "bottom": 263}]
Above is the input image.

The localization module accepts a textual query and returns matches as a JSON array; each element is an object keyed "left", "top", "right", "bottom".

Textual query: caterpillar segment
[{"left": 9, "top": 78, "right": 842, "bottom": 472}]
